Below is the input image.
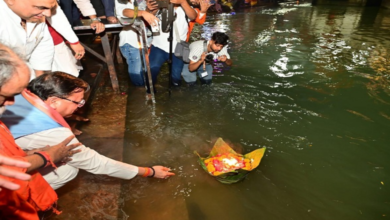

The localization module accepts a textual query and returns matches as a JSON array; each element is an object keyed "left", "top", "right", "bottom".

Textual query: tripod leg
[{"left": 140, "top": 23, "right": 156, "bottom": 102}]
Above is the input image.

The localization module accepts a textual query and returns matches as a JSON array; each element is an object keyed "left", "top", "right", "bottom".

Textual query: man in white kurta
[
  {"left": 0, "top": 0, "right": 56, "bottom": 78},
  {"left": 2, "top": 87, "right": 139, "bottom": 190},
  {"left": 48, "top": 1, "right": 105, "bottom": 76},
  {"left": 1, "top": 72, "right": 175, "bottom": 189}
]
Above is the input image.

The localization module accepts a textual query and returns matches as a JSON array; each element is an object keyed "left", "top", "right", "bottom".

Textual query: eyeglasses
[{"left": 58, "top": 97, "right": 85, "bottom": 108}]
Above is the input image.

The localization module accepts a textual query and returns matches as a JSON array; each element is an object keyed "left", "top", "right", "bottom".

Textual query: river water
[{"left": 120, "top": 4, "right": 390, "bottom": 220}]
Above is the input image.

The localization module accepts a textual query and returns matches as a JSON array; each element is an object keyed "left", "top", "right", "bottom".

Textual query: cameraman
[{"left": 183, "top": 32, "right": 232, "bottom": 85}]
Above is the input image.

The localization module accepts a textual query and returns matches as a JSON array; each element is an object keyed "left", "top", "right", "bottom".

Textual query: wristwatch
[{"left": 91, "top": 17, "right": 101, "bottom": 22}]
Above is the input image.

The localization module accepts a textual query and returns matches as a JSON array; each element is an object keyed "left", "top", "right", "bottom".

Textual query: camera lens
[{"left": 205, "top": 54, "right": 214, "bottom": 63}]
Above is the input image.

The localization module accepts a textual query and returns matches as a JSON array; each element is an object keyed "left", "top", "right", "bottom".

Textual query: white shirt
[
  {"left": 15, "top": 127, "right": 139, "bottom": 180},
  {"left": 0, "top": 0, "right": 54, "bottom": 72},
  {"left": 73, "top": 0, "right": 97, "bottom": 17},
  {"left": 115, "top": 0, "right": 147, "bottom": 48},
  {"left": 189, "top": 40, "right": 230, "bottom": 62},
  {"left": 57, "top": 0, "right": 96, "bottom": 17},
  {"left": 152, "top": 6, "right": 188, "bottom": 53}
]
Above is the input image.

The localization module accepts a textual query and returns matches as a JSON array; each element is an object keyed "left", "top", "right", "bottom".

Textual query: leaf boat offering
[{"left": 195, "top": 138, "right": 266, "bottom": 184}]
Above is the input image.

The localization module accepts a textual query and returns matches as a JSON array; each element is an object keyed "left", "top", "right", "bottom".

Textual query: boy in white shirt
[{"left": 183, "top": 32, "right": 232, "bottom": 85}]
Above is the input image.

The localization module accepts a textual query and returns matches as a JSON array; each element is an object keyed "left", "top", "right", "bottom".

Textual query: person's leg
[
  {"left": 71, "top": 2, "right": 82, "bottom": 26},
  {"left": 199, "top": 63, "right": 213, "bottom": 85},
  {"left": 119, "top": 43, "right": 145, "bottom": 86},
  {"left": 100, "top": 0, "right": 117, "bottom": 22},
  {"left": 171, "top": 54, "right": 184, "bottom": 86},
  {"left": 182, "top": 63, "right": 198, "bottom": 85},
  {"left": 90, "top": 0, "right": 106, "bottom": 17},
  {"left": 58, "top": 0, "right": 73, "bottom": 24},
  {"left": 148, "top": 45, "right": 168, "bottom": 92}
]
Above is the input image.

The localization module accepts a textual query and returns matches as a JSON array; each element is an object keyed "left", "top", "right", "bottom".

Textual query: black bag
[{"left": 173, "top": 23, "right": 190, "bottom": 63}]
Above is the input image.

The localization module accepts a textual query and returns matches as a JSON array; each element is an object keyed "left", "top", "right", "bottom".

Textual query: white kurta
[
  {"left": 47, "top": 5, "right": 79, "bottom": 44},
  {"left": 0, "top": 0, "right": 54, "bottom": 75},
  {"left": 51, "top": 41, "right": 82, "bottom": 77},
  {"left": 47, "top": 5, "right": 82, "bottom": 76},
  {"left": 15, "top": 127, "right": 139, "bottom": 190}
]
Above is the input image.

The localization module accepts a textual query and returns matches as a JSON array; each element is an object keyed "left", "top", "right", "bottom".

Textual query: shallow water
[{"left": 120, "top": 5, "right": 390, "bottom": 220}]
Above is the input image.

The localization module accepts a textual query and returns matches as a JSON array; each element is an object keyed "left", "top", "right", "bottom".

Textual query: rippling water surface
[{"left": 120, "top": 5, "right": 390, "bottom": 220}]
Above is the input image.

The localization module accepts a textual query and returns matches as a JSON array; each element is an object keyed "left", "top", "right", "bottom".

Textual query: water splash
[{"left": 262, "top": 8, "right": 298, "bottom": 16}]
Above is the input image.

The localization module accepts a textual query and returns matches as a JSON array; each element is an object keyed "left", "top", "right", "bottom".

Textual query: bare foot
[
  {"left": 145, "top": 93, "right": 152, "bottom": 101},
  {"left": 72, "top": 128, "right": 83, "bottom": 136},
  {"left": 67, "top": 114, "right": 90, "bottom": 122}
]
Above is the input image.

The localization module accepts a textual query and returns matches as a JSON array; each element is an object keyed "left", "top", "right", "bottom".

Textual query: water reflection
[{"left": 121, "top": 5, "right": 390, "bottom": 220}]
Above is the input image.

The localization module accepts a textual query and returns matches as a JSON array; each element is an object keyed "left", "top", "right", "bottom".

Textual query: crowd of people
[
  {"left": 115, "top": 0, "right": 232, "bottom": 92},
  {"left": 0, "top": 0, "right": 232, "bottom": 218}
]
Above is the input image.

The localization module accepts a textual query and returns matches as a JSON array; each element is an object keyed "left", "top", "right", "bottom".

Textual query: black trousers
[
  {"left": 59, "top": 0, "right": 82, "bottom": 26},
  {"left": 90, "top": 0, "right": 106, "bottom": 17}
]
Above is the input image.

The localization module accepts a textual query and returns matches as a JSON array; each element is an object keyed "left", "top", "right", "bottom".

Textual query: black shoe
[{"left": 186, "top": 82, "right": 197, "bottom": 87}]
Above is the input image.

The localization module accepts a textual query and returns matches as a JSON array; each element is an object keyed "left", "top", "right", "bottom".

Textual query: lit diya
[{"left": 195, "top": 138, "right": 266, "bottom": 184}]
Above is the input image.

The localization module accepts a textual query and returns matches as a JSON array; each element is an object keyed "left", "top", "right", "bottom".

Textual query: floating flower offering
[
  {"left": 195, "top": 138, "right": 266, "bottom": 184},
  {"left": 204, "top": 153, "right": 252, "bottom": 176}
]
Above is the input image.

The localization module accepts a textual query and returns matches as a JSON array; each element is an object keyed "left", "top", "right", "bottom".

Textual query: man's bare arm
[{"left": 170, "top": 0, "right": 197, "bottom": 20}]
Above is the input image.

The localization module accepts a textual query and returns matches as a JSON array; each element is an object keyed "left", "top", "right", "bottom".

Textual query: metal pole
[
  {"left": 101, "top": 32, "right": 120, "bottom": 93},
  {"left": 139, "top": 22, "right": 156, "bottom": 103},
  {"left": 167, "top": 20, "right": 174, "bottom": 95}
]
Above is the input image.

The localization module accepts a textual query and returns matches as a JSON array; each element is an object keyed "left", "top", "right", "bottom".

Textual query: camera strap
[{"left": 203, "top": 40, "right": 208, "bottom": 70}]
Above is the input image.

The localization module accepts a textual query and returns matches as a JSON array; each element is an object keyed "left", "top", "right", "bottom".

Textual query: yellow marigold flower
[
  {"left": 213, "top": 171, "right": 223, "bottom": 176},
  {"left": 207, "top": 163, "right": 215, "bottom": 173},
  {"left": 243, "top": 162, "right": 251, "bottom": 170}
]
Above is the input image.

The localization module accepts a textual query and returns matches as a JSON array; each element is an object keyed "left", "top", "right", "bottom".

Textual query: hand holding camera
[
  {"left": 204, "top": 54, "right": 214, "bottom": 63},
  {"left": 141, "top": 11, "right": 159, "bottom": 27},
  {"left": 218, "top": 55, "right": 227, "bottom": 62},
  {"left": 199, "top": 52, "right": 206, "bottom": 62},
  {"left": 200, "top": 53, "right": 213, "bottom": 75}
]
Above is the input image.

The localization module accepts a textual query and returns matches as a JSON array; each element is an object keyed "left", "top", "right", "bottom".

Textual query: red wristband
[
  {"left": 142, "top": 167, "right": 150, "bottom": 177},
  {"left": 36, "top": 151, "right": 57, "bottom": 169},
  {"left": 148, "top": 167, "right": 155, "bottom": 178}
]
